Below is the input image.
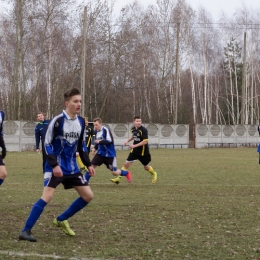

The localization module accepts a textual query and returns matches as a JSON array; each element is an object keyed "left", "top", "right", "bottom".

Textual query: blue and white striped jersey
[
  {"left": 95, "top": 126, "right": 116, "bottom": 157},
  {"left": 44, "top": 110, "right": 91, "bottom": 175}
]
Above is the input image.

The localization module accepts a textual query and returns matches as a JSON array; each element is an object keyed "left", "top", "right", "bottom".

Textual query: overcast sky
[
  {"left": 1, "top": 0, "right": 259, "bottom": 21},
  {"left": 111, "top": 0, "right": 260, "bottom": 21}
]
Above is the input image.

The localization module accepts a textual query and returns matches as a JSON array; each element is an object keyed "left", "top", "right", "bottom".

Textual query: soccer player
[
  {"left": 76, "top": 117, "right": 95, "bottom": 178},
  {"left": 84, "top": 117, "right": 95, "bottom": 153},
  {"left": 0, "top": 110, "right": 7, "bottom": 186},
  {"left": 89, "top": 117, "right": 132, "bottom": 183},
  {"left": 111, "top": 115, "right": 157, "bottom": 184},
  {"left": 35, "top": 112, "right": 50, "bottom": 173},
  {"left": 18, "top": 88, "right": 95, "bottom": 242}
]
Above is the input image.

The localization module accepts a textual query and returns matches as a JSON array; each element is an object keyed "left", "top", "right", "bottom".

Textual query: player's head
[
  {"left": 64, "top": 88, "right": 81, "bottom": 116},
  {"left": 93, "top": 117, "right": 102, "bottom": 131},
  {"left": 84, "top": 117, "right": 89, "bottom": 126},
  {"left": 36, "top": 112, "right": 45, "bottom": 122},
  {"left": 133, "top": 115, "right": 142, "bottom": 128}
]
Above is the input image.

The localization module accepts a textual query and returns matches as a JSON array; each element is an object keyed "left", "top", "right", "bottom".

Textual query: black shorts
[
  {"left": 0, "top": 155, "right": 5, "bottom": 166},
  {"left": 126, "top": 153, "right": 151, "bottom": 166},
  {"left": 91, "top": 154, "right": 117, "bottom": 171},
  {"left": 44, "top": 172, "right": 88, "bottom": 189}
]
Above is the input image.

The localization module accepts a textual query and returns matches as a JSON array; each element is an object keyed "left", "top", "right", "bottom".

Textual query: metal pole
[
  {"left": 175, "top": 22, "right": 180, "bottom": 124},
  {"left": 81, "top": 6, "right": 87, "bottom": 117},
  {"left": 241, "top": 31, "right": 247, "bottom": 124}
]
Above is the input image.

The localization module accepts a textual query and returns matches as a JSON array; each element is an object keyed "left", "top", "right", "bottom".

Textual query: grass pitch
[{"left": 1, "top": 148, "right": 260, "bottom": 259}]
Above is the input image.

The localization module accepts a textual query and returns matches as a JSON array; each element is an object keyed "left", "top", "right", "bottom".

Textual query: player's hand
[
  {"left": 53, "top": 165, "right": 63, "bottom": 177},
  {"left": 36, "top": 149, "right": 40, "bottom": 153},
  {"left": 88, "top": 166, "right": 95, "bottom": 176},
  {"left": 129, "top": 144, "right": 135, "bottom": 149},
  {"left": 94, "top": 140, "right": 100, "bottom": 144},
  {"left": 123, "top": 142, "right": 128, "bottom": 146}
]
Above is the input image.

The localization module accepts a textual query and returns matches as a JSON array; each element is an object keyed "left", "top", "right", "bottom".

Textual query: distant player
[
  {"left": 35, "top": 112, "right": 50, "bottom": 173},
  {"left": 76, "top": 117, "right": 95, "bottom": 178},
  {"left": 87, "top": 117, "right": 132, "bottom": 183},
  {"left": 18, "top": 88, "right": 95, "bottom": 242},
  {"left": 0, "top": 110, "right": 7, "bottom": 186},
  {"left": 111, "top": 115, "right": 157, "bottom": 184},
  {"left": 84, "top": 117, "right": 95, "bottom": 153}
]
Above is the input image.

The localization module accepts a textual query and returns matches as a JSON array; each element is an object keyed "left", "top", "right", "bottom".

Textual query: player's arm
[
  {"left": 44, "top": 119, "right": 59, "bottom": 169},
  {"left": 130, "top": 139, "right": 148, "bottom": 149},
  {"left": 78, "top": 122, "right": 92, "bottom": 167},
  {"left": 78, "top": 126, "right": 95, "bottom": 176},
  {"left": 35, "top": 125, "right": 40, "bottom": 150},
  {"left": 97, "top": 128, "right": 113, "bottom": 145},
  {"left": 124, "top": 136, "right": 134, "bottom": 146},
  {"left": 130, "top": 128, "right": 148, "bottom": 149},
  {"left": 0, "top": 112, "right": 6, "bottom": 159}
]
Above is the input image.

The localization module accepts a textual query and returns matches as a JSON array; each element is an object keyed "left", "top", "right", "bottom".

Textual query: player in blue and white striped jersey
[
  {"left": 89, "top": 117, "right": 132, "bottom": 184},
  {"left": 19, "top": 88, "right": 95, "bottom": 242},
  {"left": 0, "top": 110, "right": 7, "bottom": 186}
]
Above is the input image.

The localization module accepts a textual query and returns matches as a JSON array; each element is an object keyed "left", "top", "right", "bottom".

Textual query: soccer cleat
[
  {"left": 152, "top": 172, "right": 157, "bottom": 184},
  {"left": 18, "top": 230, "right": 37, "bottom": 242},
  {"left": 125, "top": 171, "right": 132, "bottom": 183},
  {"left": 110, "top": 176, "right": 121, "bottom": 184},
  {"left": 53, "top": 218, "right": 75, "bottom": 236}
]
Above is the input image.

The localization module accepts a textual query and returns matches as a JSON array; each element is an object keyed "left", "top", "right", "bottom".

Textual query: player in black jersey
[
  {"left": 111, "top": 115, "right": 157, "bottom": 184},
  {"left": 0, "top": 110, "right": 7, "bottom": 186}
]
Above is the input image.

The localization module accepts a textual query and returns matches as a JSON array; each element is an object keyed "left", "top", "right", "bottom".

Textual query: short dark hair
[
  {"left": 64, "top": 88, "right": 80, "bottom": 102},
  {"left": 36, "top": 112, "right": 45, "bottom": 116},
  {"left": 134, "top": 115, "right": 140, "bottom": 120},
  {"left": 93, "top": 117, "right": 102, "bottom": 124}
]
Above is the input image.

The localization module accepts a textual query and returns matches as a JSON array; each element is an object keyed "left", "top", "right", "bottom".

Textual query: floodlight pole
[{"left": 81, "top": 6, "right": 87, "bottom": 117}]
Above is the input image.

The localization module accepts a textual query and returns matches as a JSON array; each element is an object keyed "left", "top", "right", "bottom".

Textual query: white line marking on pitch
[{"left": 0, "top": 250, "right": 106, "bottom": 260}]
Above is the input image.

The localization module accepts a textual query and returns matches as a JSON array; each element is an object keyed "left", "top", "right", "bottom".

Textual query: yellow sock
[
  {"left": 147, "top": 166, "right": 156, "bottom": 175},
  {"left": 121, "top": 166, "right": 127, "bottom": 171},
  {"left": 76, "top": 156, "right": 85, "bottom": 169}
]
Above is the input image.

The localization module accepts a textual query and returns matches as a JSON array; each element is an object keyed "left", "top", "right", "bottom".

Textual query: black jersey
[
  {"left": 0, "top": 111, "right": 5, "bottom": 150},
  {"left": 130, "top": 125, "right": 150, "bottom": 156},
  {"left": 85, "top": 125, "right": 95, "bottom": 152}
]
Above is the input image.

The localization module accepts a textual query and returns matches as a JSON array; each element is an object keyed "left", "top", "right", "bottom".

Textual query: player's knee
[
  {"left": 0, "top": 171, "right": 7, "bottom": 179},
  {"left": 84, "top": 193, "right": 93, "bottom": 203},
  {"left": 144, "top": 165, "right": 150, "bottom": 171},
  {"left": 41, "top": 193, "right": 53, "bottom": 203},
  {"left": 123, "top": 163, "right": 131, "bottom": 169}
]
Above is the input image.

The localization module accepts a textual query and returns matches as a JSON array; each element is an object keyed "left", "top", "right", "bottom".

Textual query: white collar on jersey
[{"left": 63, "top": 110, "right": 78, "bottom": 120}]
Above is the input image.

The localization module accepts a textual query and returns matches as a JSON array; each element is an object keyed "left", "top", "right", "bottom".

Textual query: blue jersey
[
  {"left": 44, "top": 110, "right": 91, "bottom": 175},
  {"left": 95, "top": 126, "right": 116, "bottom": 157},
  {"left": 35, "top": 119, "right": 50, "bottom": 149}
]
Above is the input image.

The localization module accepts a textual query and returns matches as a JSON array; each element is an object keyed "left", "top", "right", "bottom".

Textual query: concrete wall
[
  {"left": 2, "top": 121, "right": 190, "bottom": 151},
  {"left": 195, "top": 124, "right": 259, "bottom": 148}
]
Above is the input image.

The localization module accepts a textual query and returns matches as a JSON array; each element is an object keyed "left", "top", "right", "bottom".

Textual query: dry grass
[{"left": 1, "top": 148, "right": 260, "bottom": 259}]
